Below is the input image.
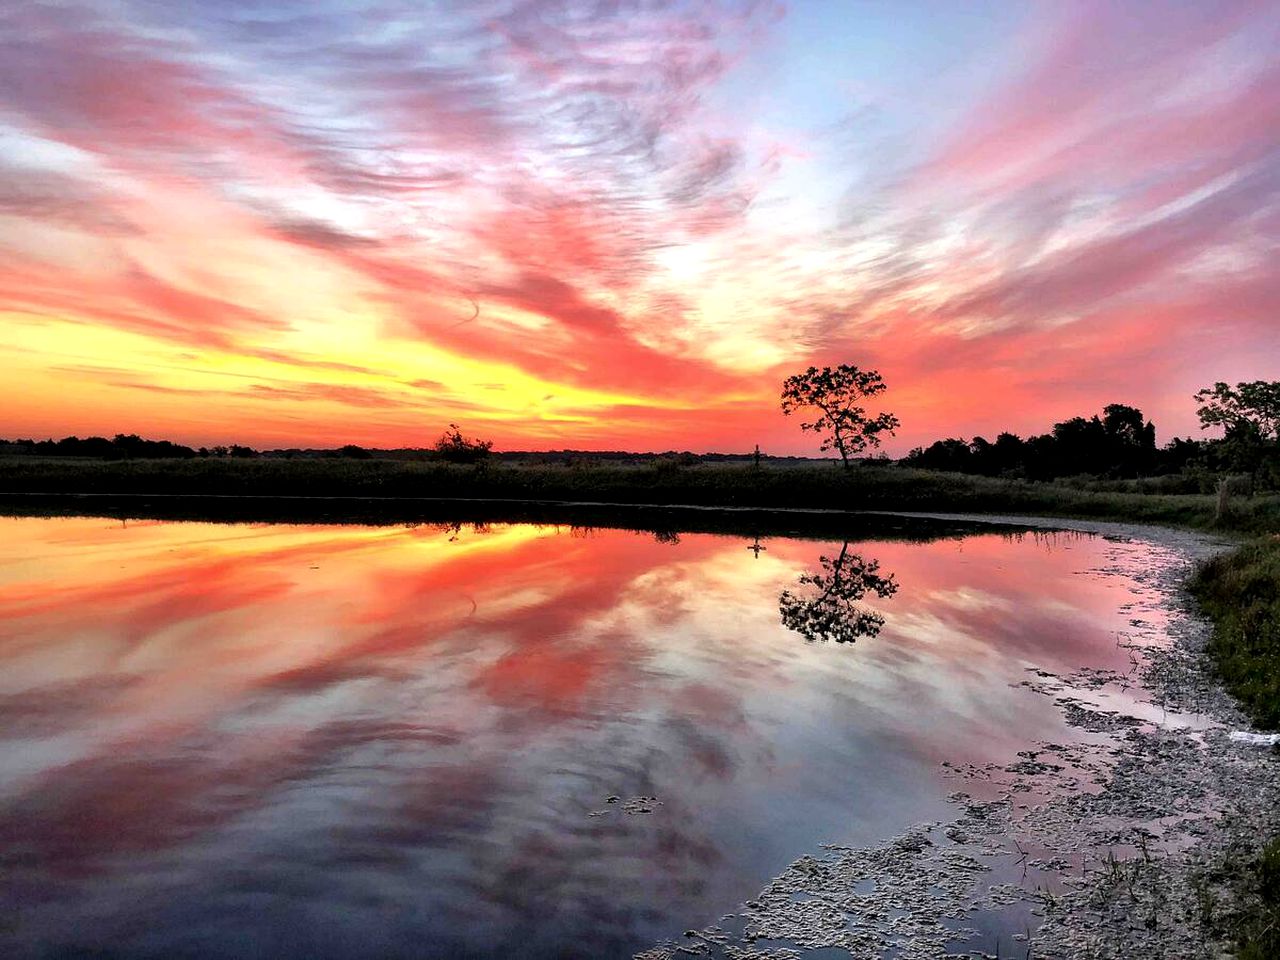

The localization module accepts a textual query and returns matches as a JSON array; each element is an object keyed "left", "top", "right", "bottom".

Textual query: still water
[{"left": 0, "top": 516, "right": 1174, "bottom": 958}]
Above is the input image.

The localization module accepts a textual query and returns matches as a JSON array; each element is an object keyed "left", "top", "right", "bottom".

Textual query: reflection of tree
[
  {"left": 432, "top": 521, "right": 492, "bottom": 542},
  {"left": 779, "top": 542, "right": 897, "bottom": 643}
]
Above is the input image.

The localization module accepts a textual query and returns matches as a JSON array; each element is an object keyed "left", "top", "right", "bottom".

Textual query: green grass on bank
[
  {"left": 1189, "top": 536, "right": 1280, "bottom": 958},
  {"left": 1191, "top": 537, "right": 1280, "bottom": 728},
  {"left": 1239, "top": 838, "right": 1280, "bottom": 960},
  {"left": 1, "top": 457, "right": 1277, "bottom": 534}
]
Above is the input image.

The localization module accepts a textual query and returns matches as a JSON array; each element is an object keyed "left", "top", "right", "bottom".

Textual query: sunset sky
[{"left": 1, "top": 0, "right": 1277, "bottom": 454}]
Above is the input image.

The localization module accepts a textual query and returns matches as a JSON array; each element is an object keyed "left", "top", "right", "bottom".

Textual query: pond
[{"left": 0, "top": 515, "right": 1181, "bottom": 958}]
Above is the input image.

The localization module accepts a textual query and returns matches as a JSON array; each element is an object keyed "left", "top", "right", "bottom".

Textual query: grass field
[
  {"left": 1, "top": 456, "right": 1277, "bottom": 534},
  {"left": 1190, "top": 536, "right": 1280, "bottom": 958},
  {"left": 1192, "top": 537, "right": 1280, "bottom": 728}
]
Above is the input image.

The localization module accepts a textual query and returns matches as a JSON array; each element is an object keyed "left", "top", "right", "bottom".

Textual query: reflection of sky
[{"left": 0, "top": 518, "right": 1174, "bottom": 958}]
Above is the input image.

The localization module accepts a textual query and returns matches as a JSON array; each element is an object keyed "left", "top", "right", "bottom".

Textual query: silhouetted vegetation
[
  {"left": 903, "top": 382, "right": 1280, "bottom": 491},
  {"left": 904, "top": 403, "right": 1161, "bottom": 479},
  {"left": 0, "top": 434, "right": 197, "bottom": 459},
  {"left": 1195, "top": 380, "right": 1280, "bottom": 489},
  {"left": 781, "top": 365, "right": 899, "bottom": 468},
  {"left": 2, "top": 458, "right": 1278, "bottom": 533},
  {"left": 432, "top": 423, "right": 493, "bottom": 464},
  {"left": 3, "top": 380, "right": 1278, "bottom": 539},
  {"left": 779, "top": 542, "right": 898, "bottom": 643}
]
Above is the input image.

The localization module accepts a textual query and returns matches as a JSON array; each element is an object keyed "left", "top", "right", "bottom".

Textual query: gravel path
[{"left": 638, "top": 515, "right": 1279, "bottom": 960}]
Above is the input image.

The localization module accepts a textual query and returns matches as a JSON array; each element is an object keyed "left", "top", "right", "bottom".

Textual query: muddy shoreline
[{"left": 640, "top": 516, "right": 1279, "bottom": 959}]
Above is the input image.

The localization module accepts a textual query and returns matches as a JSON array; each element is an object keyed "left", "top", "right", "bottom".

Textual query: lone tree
[
  {"left": 1195, "top": 380, "right": 1280, "bottom": 486},
  {"left": 781, "top": 365, "right": 900, "bottom": 468}
]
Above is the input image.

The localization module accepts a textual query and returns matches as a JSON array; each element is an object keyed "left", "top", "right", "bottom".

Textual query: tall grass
[
  {"left": 1189, "top": 536, "right": 1280, "bottom": 958},
  {"left": 1190, "top": 537, "right": 1280, "bottom": 728}
]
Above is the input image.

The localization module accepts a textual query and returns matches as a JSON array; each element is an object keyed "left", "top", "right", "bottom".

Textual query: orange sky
[{"left": 1, "top": 1, "right": 1277, "bottom": 453}]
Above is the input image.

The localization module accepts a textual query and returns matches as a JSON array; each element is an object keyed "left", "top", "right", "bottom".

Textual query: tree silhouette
[
  {"left": 903, "top": 402, "right": 1159, "bottom": 479},
  {"left": 433, "top": 423, "right": 493, "bottom": 464},
  {"left": 781, "top": 365, "right": 899, "bottom": 468},
  {"left": 779, "top": 543, "right": 898, "bottom": 644},
  {"left": 1195, "top": 380, "right": 1280, "bottom": 486}
]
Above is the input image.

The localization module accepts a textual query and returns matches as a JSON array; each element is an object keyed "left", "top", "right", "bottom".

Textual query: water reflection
[
  {"left": 778, "top": 541, "right": 898, "bottom": 644},
  {"left": 0, "top": 518, "right": 1177, "bottom": 959}
]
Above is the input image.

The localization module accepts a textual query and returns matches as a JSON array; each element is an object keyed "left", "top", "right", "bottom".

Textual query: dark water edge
[{"left": 0, "top": 492, "right": 1045, "bottom": 541}]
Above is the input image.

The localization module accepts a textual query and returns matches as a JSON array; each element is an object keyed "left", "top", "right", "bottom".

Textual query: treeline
[
  {"left": 1, "top": 434, "right": 200, "bottom": 459},
  {"left": 0, "top": 437, "right": 443, "bottom": 461},
  {"left": 0, "top": 437, "right": 818, "bottom": 466},
  {"left": 900, "top": 403, "right": 1258, "bottom": 483}
]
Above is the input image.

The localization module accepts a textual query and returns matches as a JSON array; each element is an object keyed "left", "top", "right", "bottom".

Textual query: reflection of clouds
[
  {"left": 923, "top": 586, "right": 1015, "bottom": 614},
  {"left": 0, "top": 519, "right": 1183, "bottom": 958},
  {"left": 0, "top": 518, "right": 778, "bottom": 956},
  {"left": 814, "top": 534, "right": 1176, "bottom": 766},
  {"left": 0, "top": 674, "right": 141, "bottom": 738}
]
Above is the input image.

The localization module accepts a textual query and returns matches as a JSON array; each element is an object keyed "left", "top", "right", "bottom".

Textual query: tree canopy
[
  {"left": 1195, "top": 381, "right": 1280, "bottom": 441},
  {"left": 903, "top": 403, "right": 1159, "bottom": 480},
  {"left": 780, "top": 365, "right": 900, "bottom": 467},
  {"left": 1195, "top": 380, "right": 1280, "bottom": 483}
]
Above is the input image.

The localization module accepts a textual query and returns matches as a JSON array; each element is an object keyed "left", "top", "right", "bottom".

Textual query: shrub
[{"left": 432, "top": 424, "right": 493, "bottom": 464}]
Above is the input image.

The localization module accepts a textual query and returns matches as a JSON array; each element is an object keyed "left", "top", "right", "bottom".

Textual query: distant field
[{"left": 0, "top": 456, "right": 1276, "bottom": 534}]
